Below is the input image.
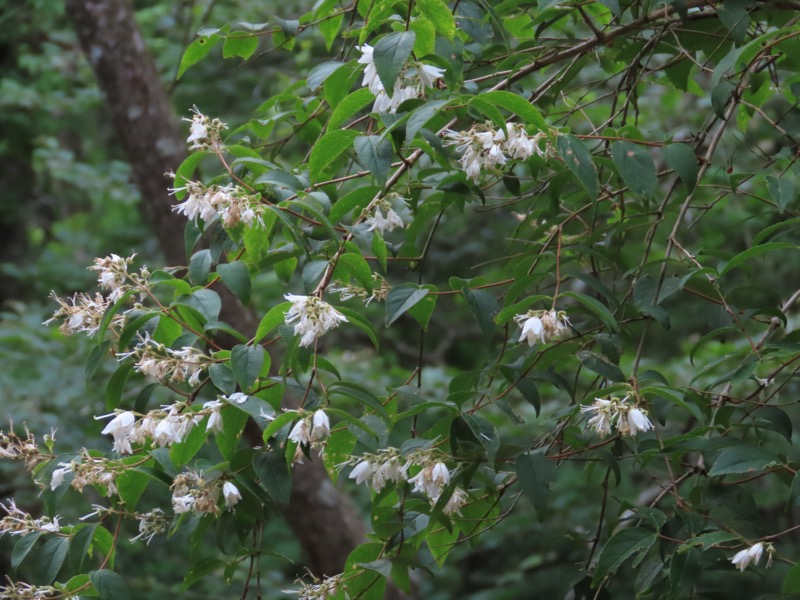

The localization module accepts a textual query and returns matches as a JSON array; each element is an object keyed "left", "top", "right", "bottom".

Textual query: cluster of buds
[
  {"left": 171, "top": 471, "right": 220, "bottom": 515},
  {"left": 345, "top": 448, "right": 467, "bottom": 514},
  {"left": 183, "top": 106, "right": 227, "bottom": 151},
  {"left": 130, "top": 508, "right": 169, "bottom": 545},
  {"left": 514, "top": 308, "right": 570, "bottom": 347},
  {"left": 44, "top": 292, "right": 124, "bottom": 337},
  {"left": 0, "top": 427, "right": 52, "bottom": 472},
  {"left": 283, "top": 573, "right": 345, "bottom": 600},
  {"left": 329, "top": 273, "right": 391, "bottom": 305},
  {"left": 357, "top": 44, "right": 444, "bottom": 113},
  {"left": 0, "top": 578, "right": 59, "bottom": 600},
  {"left": 169, "top": 178, "right": 265, "bottom": 228},
  {"left": 444, "top": 123, "right": 550, "bottom": 182},
  {"left": 88, "top": 253, "right": 145, "bottom": 302},
  {"left": 50, "top": 452, "right": 120, "bottom": 496},
  {"left": 0, "top": 500, "right": 62, "bottom": 537},
  {"left": 284, "top": 294, "right": 348, "bottom": 348},
  {"left": 580, "top": 395, "right": 653, "bottom": 438},
  {"left": 117, "top": 335, "right": 212, "bottom": 387},
  {"left": 731, "top": 541, "right": 774, "bottom": 572},
  {"left": 95, "top": 399, "right": 229, "bottom": 455}
]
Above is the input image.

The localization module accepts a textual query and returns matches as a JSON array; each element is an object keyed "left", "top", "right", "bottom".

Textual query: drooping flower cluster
[
  {"left": 0, "top": 500, "right": 62, "bottom": 537},
  {"left": 0, "top": 578, "right": 59, "bottom": 600},
  {"left": 514, "top": 308, "right": 570, "bottom": 347},
  {"left": 287, "top": 409, "right": 331, "bottom": 463},
  {"left": 88, "top": 253, "right": 141, "bottom": 302},
  {"left": 169, "top": 178, "right": 265, "bottom": 228},
  {"left": 357, "top": 44, "right": 444, "bottom": 113},
  {"left": 283, "top": 573, "right": 344, "bottom": 600},
  {"left": 284, "top": 294, "right": 348, "bottom": 347},
  {"left": 444, "top": 123, "right": 550, "bottom": 182},
  {"left": 43, "top": 292, "right": 124, "bottom": 337},
  {"left": 731, "top": 542, "right": 772, "bottom": 572},
  {"left": 345, "top": 448, "right": 467, "bottom": 512},
  {"left": 170, "top": 471, "right": 222, "bottom": 516},
  {"left": 117, "top": 335, "right": 212, "bottom": 386},
  {"left": 0, "top": 427, "right": 52, "bottom": 472},
  {"left": 183, "top": 106, "right": 227, "bottom": 151},
  {"left": 580, "top": 395, "right": 653, "bottom": 438},
  {"left": 329, "top": 273, "right": 391, "bottom": 305},
  {"left": 364, "top": 194, "right": 410, "bottom": 234},
  {"left": 130, "top": 508, "right": 169, "bottom": 545},
  {"left": 50, "top": 452, "right": 120, "bottom": 496}
]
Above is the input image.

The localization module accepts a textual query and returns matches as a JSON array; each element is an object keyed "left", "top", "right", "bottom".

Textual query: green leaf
[
  {"left": 319, "top": 12, "right": 343, "bottom": 50},
  {"left": 222, "top": 35, "right": 258, "bottom": 60},
  {"left": 611, "top": 141, "right": 657, "bottom": 198},
  {"left": 463, "top": 288, "right": 498, "bottom": 338},
  {"left": 230, "top": 344, "right": 266, "bottom": 391},
  {"left": 409, "top": 17, "right": 436, "bottom": 55},
  {"left": 262, "top": 411, "right": 299, "bottom": 442},
  {"left": 69, "top": 524, "right": 95, "bottom": 573},
  {"left": 557, "top": 135, "right": 598, "bottom": 202},
  {"left": 208, "top": 363, "right": 237, "bottom": 395},
  {"left": 354, "top": 136, "right": 393, "bottom": 188},
  {"left": 252, "top": 451, "right": 292, "bottom": 507},
  {"left": 560, "top": 290, "right": 618, "bottom": 332},
  {"left": 386, "top": 284, "right": 430, "bottom": 326},
  {"left": 711, "top": 80, "right": 735, "bottom": 118},
  {"left": 516, "top": 451, "right": 556, "bottom": 516},
  {"left": 782, "top": 562, "right": 800, "bottom": 595},
  {"left": 329, "top": 186, "right": 379, "bottom": 223},
  {"left": 406, "top": 99, "right": 448, "bottom": 143},
  {"left": 182, "top": 558, "right": 225, "bottom": 591},
  {"left": 373, "top": 31, "right": 416, "bottom": 96},
  {"left": 664, "top": 143, "right": 698, "bottom": 191},
  {"left": 417, "top": 0, "right": 456, "bottom": 39},
  {"left": 577, "top": 351, "right": 625, "bottom": 382},
  {"left": 33, "top": 537, "right": 69, "bottom": 585},
  {"left": 677, "top": 531, "right": 739, "bottom": 553},
  {"left": 89, "top": 570, "right": 130, "bottom": 600},
  {"left": 337, "top": 306, "right": 379, "bottom": 349},
  {"left": 766, "top": 175, "right": 796, "bottom": 212},
  {"left": 307, "top": 60, "right": 345, "bottom": 90},
  {"left": 480, "top": 90, "right": 548, "bottom": 131},
  {"left": 788, "top": 470, "right": 800, "bottom": 510},
  {"left": 85, "top": 340, "right": 113, "bottom": 382},
  {"left": 339, "top": 252, "right": 374, "bottom": 290},
  {"left": 183, "top": 289, "right": 222, "bottom": 322},
  {"left": 308, "top": 129, "right": 360, "bottom": 182},
  {"left": 216, "top": 261, "right": 251, "bottom": 305},
  {"left": 104, "top": 363, "right": 132, "bottom": 411},
  {"left": 718, "top": 242, "right": 797, "bottom": 276},
  {"left": 177, "top": 35, "right": 220, "bottom": 79},
  {"left": 170, "top": 416, "right": 207, "bottom": 468},
  {"left": 708, "top": 445, "right": 779, "bottom": 477},
  {"left": 254, "top": 301, "right": 291, "bottom": 343},
  {"left": 189, "top": 249, "right": 212, "bottom": 286},
  {"left": 116, "top": 468, "right": 149, "bottom": 510},
  {"left": 593, "top": 528, "right": 657, "bottom": 585},
  {"left": 329, "top": 87, "right": 375, "bottom": 132},
  {"left": 343, "top": 543, "right": 387, "bottom": 600},
  {"left": 11, "top": 532, "right": 40, "bottom": 572}
]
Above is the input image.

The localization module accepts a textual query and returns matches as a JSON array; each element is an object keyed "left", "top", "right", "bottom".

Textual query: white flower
[
  {"left": 172, "top": 494, "right": 195, "bottom": 514},
  {"left": 50, "top": 465, "right": 73, "bottom": 491},
  {"left": 514, "top": 308, "right": 570, "bottom": 347},
  {"left": 186, "top": 109, "right": 208, "bottom": 147},
  {"left": 581, "top": 399, "right": 614, "bottom": 438},
  {"left": 222, "top": 482, "right": 242, "bottom": 508},
  {"left": 99, "top": 411, "right": 136, "bottom": 454},
  {"left": 627, "top": 407, "right": 653, "bottom": 436},
  {"left": 517, "top": 315, "right": 544, "bottom": 346},
  {"left": 204, "top": 400, "right": 224, "bottom": 433},
  {"left": 225, "top": 392, "right": 248, "bottom": 404},
  {"left": 409, "top": 461, "right": 450, "bottom": 501},
  {"left": 349, "top": 460, "right": 374, "bottom": 486},
  {"left": 288, "top": 418, "right": 312, "bottom": 446},
  {"left": 443, "top": 487, "right": 468, "bottom": 516},
  {"left": 731, "top": 542, "right": 764, "bottom": 572},
  {"left": 417, "top": 63, "right": 445, "bottom": 89},
  {"left": 357, "top": 44, "right": 383, "bottom": 95},
  {"left": 311, "top": 410, "right": 331, "bottom": 441},
  {"left": 367, "top": 207, "right": 405, "bottom": 234},
  {"left": 284, "top": 294, "right": 348, "bottom": 347}
]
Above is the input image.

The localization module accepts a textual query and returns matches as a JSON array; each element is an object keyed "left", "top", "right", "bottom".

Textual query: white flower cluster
[
  {"left": 44, "top": 292, "right": 124, "bottom": 337},
  {"left": 170, "top": 178, "right": 264, "bottom": 228},
  {"left": 346, "top": 448, "right": 467, "bottom": 514},
  {"left": 170, "top": 471, "right": 240, "bottom": 516},
  {"left": 88, "top": 253, "right": 139, "bottom": 302},
  {"left": 365, "top": 195, "right": 409, "bottom": 235},
  {"left": 283, "top": 573, "right": 344, "bottom": 600},
  {"left": 50, "top": 452, "right": 119, "bottom": 497},
  {"left": 731, "top": 542, "right": 772, "bottom": 572},
  {"left": 117, "top": 336, "right": 212, "bottom": 387},
  {"left": 287, "top": 409, "right": 331, "bottom": 464},
  {"left": 330, "top": 273, "right": 391, "bottom": 305},
  {"left": 444, "top": 123, "right": 549, "bottom": 182},
  {"left": 580, "top": 396, "right": 653, "bottom": 438},
  {"left": 0, "top": 500, "right": 62, "bottom": 537},
  {"left": 130, "top": 508, "right": 169, "bottom": 545},
  {"left": 514, "top": 309, "right": 570, "bottom": 347},
  {"left": 0, "top": 579, "right": 58, "bottom": 600},
  {"left": 357, "top": 44, "right": 444, "bottom": 113},
  {"left": 284, "top": 294, "right": 348, "bottom": 347},
  {"left": 94, "top": 399, "right": 228, "bottom": 455},
  {"left": 0, "top": 427, "right": 50, "bottom": 472},
  {"left": 183, "top": 106, "right": 227, "bottom": 151}
]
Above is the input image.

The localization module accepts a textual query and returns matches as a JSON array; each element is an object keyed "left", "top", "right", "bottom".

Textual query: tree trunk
[{"left": 64, "top": 0, "right": 371, "bottom": 581}]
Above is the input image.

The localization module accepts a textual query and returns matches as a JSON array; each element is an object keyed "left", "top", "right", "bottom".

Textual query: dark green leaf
[
  {"left": 89, "top": 570, "right": 130, "bottom": 600},
  {"left": 611, "top": 141, "right": 657, "bottom": 198},
  {"left": 208, "top": 363, "right": 236, "bottom": 395},
  {"left": 182, "top": 558, "right": 225, "bottom": 590},
  {"left": 708, "top": 445, "right": 778, "bottom": 477},
  {"left": 766, "top": 175, "right": 796, "bottom": 212},
  {"left": 354, "top": 136, "right": 393, "bottom": 188},
  {"left": 557, "top": 135, "right": 598, "bottom": 201},
  {"left": 33, "top": 537, "right": 69, "bottom": 585},
  {"left": 222, "top": 35, "right": 258, "bottom": 60},
  {"left": 178, "top": 35, "right": 220, "bottom": 79},
  {"left": 373, "top": 32, "right": 416, "bottom": 96},
  {"left": 11, "top": 532, "right": 40, "bottom": 572},
  {"left": 254, "top": 301, "right": 291, "bottom": 343},
  {"left": 329, "top": 88, "right": 375, "bottom": 131},
  {"left": 516, "top": 451, "right": 556, "bottom": 516},
  {"left": 481, "top": 90, "right": 548, "bottom": 131},
  {"left": 216, "top": 261, "right": 251, "bottom": 305},
  {"left": 252, "top": 451, "right": 292, "bottom": 507},
  {"left": 463, "top": 288, "right": 498, "bottom": 338},
  {"left": 69, "top": 524, "right": 96, "bottom": 573},
  {"left": 230, "top": 344, "right": 265, "bottom": 391},
  {"left": 308, "top": 130, "right": 360, "bottom": 182},
  {"left": 386, "top": 284, "right": 429, "bottom": 326},
  {"left": 664, "top": 143, "right": 698, "bottom": 191},
  {"left": 593, "top": 528, "right": 657, "bottom": 585}
]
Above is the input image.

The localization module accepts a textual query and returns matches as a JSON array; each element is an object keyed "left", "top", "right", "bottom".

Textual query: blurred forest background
[{"left": 1, "top": 0, "right": 799, "bottom": 598}]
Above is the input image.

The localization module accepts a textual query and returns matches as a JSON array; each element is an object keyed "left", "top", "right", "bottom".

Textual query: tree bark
[{"left": 64, "top": 0, "right": 370, "bottom": 581}]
